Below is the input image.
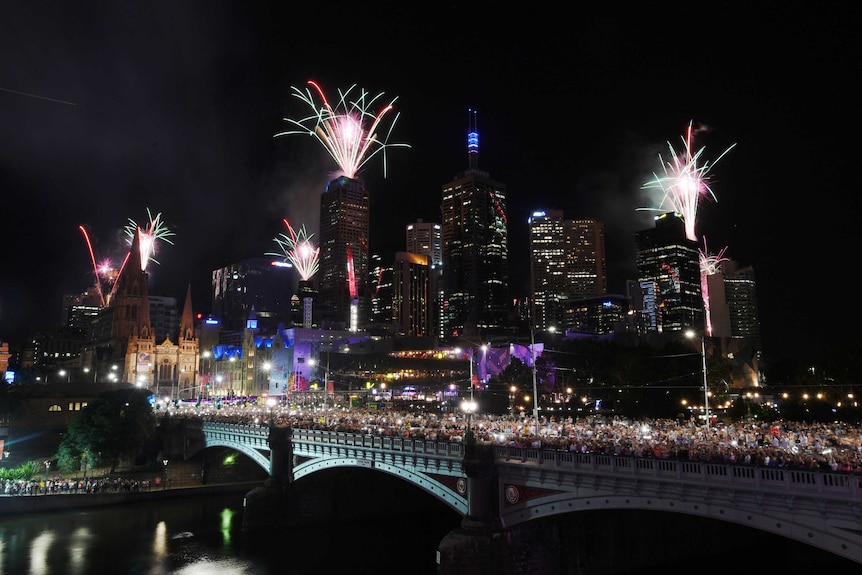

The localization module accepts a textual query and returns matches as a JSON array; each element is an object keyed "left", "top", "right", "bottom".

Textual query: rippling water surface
[{"left": 0, "top": 492, "right": 460, "bottom": 575}]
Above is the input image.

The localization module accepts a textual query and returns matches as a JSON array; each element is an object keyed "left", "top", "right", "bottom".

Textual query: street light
[
  {"left": 685, "top": 330, "right": 710, "bottom": 432},
  {"left": 460, "top": 398, "right": 478, "bottom": 443},
  {"left": 162, "top": 459, "right": 169, "bottom": 490},
  {"left": 43, "top": 460, "right": 51, "bottom": 489}
]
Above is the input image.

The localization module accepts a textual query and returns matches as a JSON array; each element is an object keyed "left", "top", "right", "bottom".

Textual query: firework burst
[
  {"left": 640, "top": 121, "right": 735, "bottom": 241},
  {"left": 267, "top": 219, "right": 320, "bottom": 281},
  {"left": 276, "top": 80, "right": 409, "bottom": 179},
  {"left": 124, "top": 208, "right": 175, "bottom": 271}
]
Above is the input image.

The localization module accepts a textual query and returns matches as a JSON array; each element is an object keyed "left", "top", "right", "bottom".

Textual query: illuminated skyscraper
[
  {"left": 440, "top": 111, "right": 508, "bottom": 339},
  {"left": 528, "top": 210, "right": 567, "bottom": 330},
  {"left": 529, "top": 211, "right": 606, "bottom": 330},
  {"left": 635, "top": 212, "right": 702, "bottom": 333},
  {"left": 393, "top": 251, "right": 432, "bottom": 337},
  {"left": 406, "top": 220, "right": 442, "bottom": 338},
  {"left": 566, "top": 218, "right": 606, "bottom": 300},
  {"left": 318, "top": 175, "right": 370, "bottom": 330},
  {"left": 406, "top": 220, "right": 442, "bottom": 267}
]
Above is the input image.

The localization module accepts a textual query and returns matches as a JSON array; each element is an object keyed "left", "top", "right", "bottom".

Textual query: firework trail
[
  {"left": 639, "top": 121, "right": 735, "bottom": 241},
  {"left": 699, "top": 238, "right": 730, "bottom": 336},
  {"left": 124, "top": 208, "right": 175, "bottom": 271},
  {"left": 79, "top": 225, "right": 107, "bottom": 307},
  {"left": 276, "top": 80, "right": 409, "bottom": 179},
  {"left": 267, "top": 219, "right": 320, "bottom": 281}
]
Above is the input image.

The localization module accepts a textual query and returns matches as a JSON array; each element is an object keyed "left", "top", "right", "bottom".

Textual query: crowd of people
[
  {"left": 159, "top": 399, "right": 862, "bottom": 473},
  {"left": 2, "top": 476, "right": 150, "bottom": 496}
]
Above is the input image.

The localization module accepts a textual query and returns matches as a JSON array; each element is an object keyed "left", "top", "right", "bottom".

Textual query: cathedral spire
[
  {"left": 112, "top": 228, "right": 151, "bottom": 338},
  {"left": 180, "top": 283, "right": 195, "bottom": 340}
]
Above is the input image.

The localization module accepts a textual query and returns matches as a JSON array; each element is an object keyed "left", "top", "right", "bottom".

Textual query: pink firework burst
[
  {"left": 268, "top": 219, "right": 320, "bottom": 281},
  {"left": 276, "top": 80, "right": 409, "bottom": 179},
  {"left": 640, "top": 121, "right": 735, "bottom": 241}
]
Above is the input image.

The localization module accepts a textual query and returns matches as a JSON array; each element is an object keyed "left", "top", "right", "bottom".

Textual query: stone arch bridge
[{"left": 171, "top": 420, "right": 862, "bottom": 568}]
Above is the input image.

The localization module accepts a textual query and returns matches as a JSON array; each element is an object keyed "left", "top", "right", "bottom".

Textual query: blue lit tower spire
[{"left": 467, "top": 108, "right": 479, "bottom": 170}]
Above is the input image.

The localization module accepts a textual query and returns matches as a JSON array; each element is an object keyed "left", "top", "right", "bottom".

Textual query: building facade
[
  {"left": 318, "top": 175, "right": 370, "bottom": 331},
  {"left": 440, "top": 114, "right": 509, "bottom": 340},
  {"left": 634, "top": 212, "right": 703, "bottom": 333}
]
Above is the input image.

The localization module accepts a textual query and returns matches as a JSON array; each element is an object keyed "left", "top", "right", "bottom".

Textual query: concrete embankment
[{"left": 0, "top": 482, "right": 260, "bottom": 516}]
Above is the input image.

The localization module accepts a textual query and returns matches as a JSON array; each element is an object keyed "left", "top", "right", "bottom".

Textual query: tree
[{"left": 56, "top": 388, "right": 156, "bottom": 474}]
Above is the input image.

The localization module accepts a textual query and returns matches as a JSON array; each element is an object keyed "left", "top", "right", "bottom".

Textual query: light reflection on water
[
  {"left": 0, "top": 497, "right": 258, "bottom": 575},
  {"left": 0, "top": 492, "right": 456, "bottom": 575}
]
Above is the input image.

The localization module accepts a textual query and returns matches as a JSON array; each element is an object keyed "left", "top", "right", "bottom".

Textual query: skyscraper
[
  {"left": 211, "top": 257, "right": 294, "bottom": 334},
  {"left": 318, "top": 175, "right": 369, "bottom": 331},
  {"left": 406, "top": 220, "right": 442, "bottom": 267},
  {"left": 440, "top": 111, "right": 508, "bottom": 340},
  {"left": 528, "top": 210, "right": 567, "bottom": 330},
  {"left": 393, "top": 251, "right": 432, "bottom": 337},
  {"left": 406, "top": 220, "right": 443, "bottom": 338},
  {"left": 529, "top": 211, "right": 607, "bottom": 330},
  {"left": 566, "top": 218, "right": 607, "bottom": 300},
  {"left": 707, "top": 260, "right": 761, "bottom": 350},
  {"left": 635, "top": 212, "right": 702, "bottom": 333}
]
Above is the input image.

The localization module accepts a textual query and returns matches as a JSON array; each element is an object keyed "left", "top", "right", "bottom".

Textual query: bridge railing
[
  {"left": 495, "top": 446, "right": 862, "bottom": 499},
  {"left": 291, "top": 428, "right": 465, "bottom": 458}
]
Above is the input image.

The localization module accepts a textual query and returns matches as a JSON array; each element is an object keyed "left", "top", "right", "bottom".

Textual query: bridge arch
[
  {"left": 202, "top": 437, "right": 270, "bottom": 470},
  {"left": 293, "top": 457, "right": 468, "bottom": 515}
]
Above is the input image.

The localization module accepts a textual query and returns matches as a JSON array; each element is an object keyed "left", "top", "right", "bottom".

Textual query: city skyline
[{"left": 1, "top": 4, "right": 859, "bottom": 366}]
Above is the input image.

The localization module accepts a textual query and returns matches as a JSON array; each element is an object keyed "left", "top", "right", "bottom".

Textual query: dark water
[
  {"left": 0, "top": 492, "right": 461, "bottom": 575},
  {"left": 1, "top": 492, "right": 859, "bottom": 574}
]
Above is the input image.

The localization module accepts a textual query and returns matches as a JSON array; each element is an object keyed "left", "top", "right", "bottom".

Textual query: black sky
[{"left": 1, "top": 2, "right": 860, "bottom": 367}]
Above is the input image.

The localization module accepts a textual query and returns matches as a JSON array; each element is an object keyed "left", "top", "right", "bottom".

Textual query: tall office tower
[
  {"left": 529, "top": 212, "right": 607, "bottom": 330},
  {"left": 440, "top": 111, "right": 509, "bottom": 340},
  {"left": 707, "top": 261, "right": 761, "bottom": 350},
  {"left": 318, "top": 175, "right": 370, "bottom": 331},
  {"left": 368, "top": 253, "right": 395, "bottom": 327},
  {"left": 406, "top": 220, "right": 443, "bottom": 338},
  {"left": 406, "top": 220, "right": 443, "bottom": 266},
  {"left": 528, "top": 210, "right": 567, "bottom": 330},
  {"left": 211, "top": 257, "right": 294, "bottom": 334},
  {"left": 566, "top": 218, "right": 607, "bottom": 299},
  {"left": 634, "top": 212, "right": 702, "bottom": 333},
  {"left": 393, "top": 252, "right": 433, "bottom": 337},
  {"left": 62, "top": 285, "right": 104, "bottom": 334}
]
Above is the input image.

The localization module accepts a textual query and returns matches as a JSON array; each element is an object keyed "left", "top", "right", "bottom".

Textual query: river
[
  {"left": 0, "top": 489, "right": 461, "bottom": 575},
  {"left": 1, "top": 488, "right": 858, "bottom": 574}
]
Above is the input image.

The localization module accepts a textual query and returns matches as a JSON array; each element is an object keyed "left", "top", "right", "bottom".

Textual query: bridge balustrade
[
  {"left": 494, "top": 445, "right": 862, "bottom": 500},
  {"left": 290, "top": 427, "right": 466, "bottom": 458}
]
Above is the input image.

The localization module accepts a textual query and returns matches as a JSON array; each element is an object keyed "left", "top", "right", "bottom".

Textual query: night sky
[{"left": 1, "top": 3, "right": 859, "bottom": 367}]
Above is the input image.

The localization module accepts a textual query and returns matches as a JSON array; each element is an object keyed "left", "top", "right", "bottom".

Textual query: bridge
[{"left": 191, "top": 420, "right": 862, "bottom": 566}]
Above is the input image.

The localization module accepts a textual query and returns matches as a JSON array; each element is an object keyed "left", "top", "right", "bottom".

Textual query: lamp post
[
  {"left": 266, "top": 397, "right": 277, "bottom": 426},
  {"left": 43, "top": 460, "right": 51, "bottom": 491},
  {"left": 530, "top": 326, "right": 540, "bottom": 438},
  {"left": 460, "top": 398, "right": 477, "bottom": 444},
  {"left": 162, "top": 459, "right": 169, "bottom": 490},
  {"left": 686, "top": 330, "right": 710, "bottom": 432}
]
